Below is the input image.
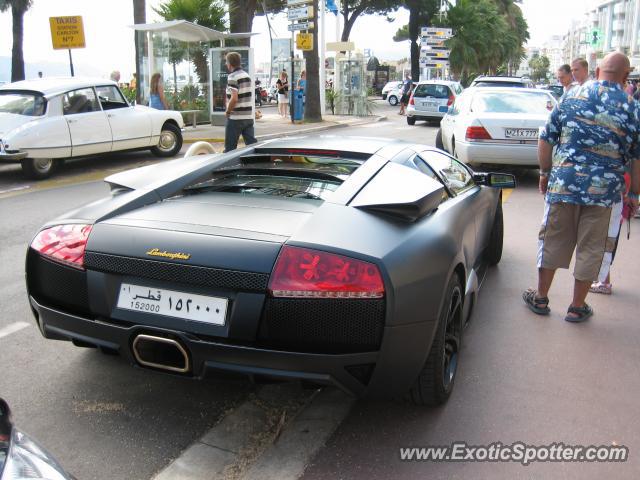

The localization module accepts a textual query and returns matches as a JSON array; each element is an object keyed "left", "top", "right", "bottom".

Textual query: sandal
[
  {"left": 522, "top": 288, "right": 550, "bottom": 315},
  {"left": 589, "top": 282, "right": 612, "bottom": 295},
  {"left": 565, "top": 304, "right": 593, "bottom": 323}
]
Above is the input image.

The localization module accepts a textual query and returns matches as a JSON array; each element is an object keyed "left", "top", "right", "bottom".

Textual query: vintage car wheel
[
  {"left": 435, "top": 129, "right": 444, "bottom": 150},
  {"left": 409, "top": 275, "right": 463, "bottom": 406},
  {"left": 21, "top": 157, "right": 57, "bottom": 180},
  {"left": 486, "top": 201, "right": 504, "bottom": 266},
  {"left": 151, "top": 123, "right": 183, "bottom": 157}
]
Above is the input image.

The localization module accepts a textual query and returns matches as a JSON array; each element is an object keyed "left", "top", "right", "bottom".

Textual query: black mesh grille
[
  {"left": 84, "top": 252, "right": 269, "bottom": 292},
  {"left": 258, "top": 298, "right": 385, "bottom": 354},
  {"left": 26, "top": 250, "right": 91, "bottom": 316}
]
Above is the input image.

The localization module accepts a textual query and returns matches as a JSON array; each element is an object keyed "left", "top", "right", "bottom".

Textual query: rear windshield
[
  {"left": 185, "top": 153, "right": 364, "bottom": 201},
  {"left": 471, "top": 91, "right": 554, "bottom": 114},
  {"left": 413, "top": 84, "right": 450, "bottom": 98},
  {"left": 0, "top": 91, "right": 46, "bottom": 116}
]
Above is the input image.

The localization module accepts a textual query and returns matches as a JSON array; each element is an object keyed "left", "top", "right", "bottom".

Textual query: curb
[
  {"left": 151, "top": 386, "right": 354, "bottom": 480},
  {"left": 182, "top": 114, "right": 386, "bottom": 144}
]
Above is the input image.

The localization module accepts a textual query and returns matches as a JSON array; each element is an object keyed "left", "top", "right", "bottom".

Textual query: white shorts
[{"left": 278, "top": 93, "right": 289, "bottom": 103}]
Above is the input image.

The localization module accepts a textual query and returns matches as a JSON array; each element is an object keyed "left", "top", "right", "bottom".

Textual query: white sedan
[
  {"left": 437, "top": 87, "right": 556, "bottom": 167},
  {"left": 0, "top": 77, "right": 185, "bottom": 179}
]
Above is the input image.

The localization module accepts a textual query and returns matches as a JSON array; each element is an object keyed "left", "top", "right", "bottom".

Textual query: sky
[{"left": 0, "top": 0, "right": 599, "bottom": 81}]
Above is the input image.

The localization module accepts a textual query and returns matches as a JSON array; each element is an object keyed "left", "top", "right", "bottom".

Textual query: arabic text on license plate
[
  {"left": 116, "top": 283, "right": 227, "bottom": 325},
  {"left": 505, "top": 128, "right": 538, "bottom": 138}
]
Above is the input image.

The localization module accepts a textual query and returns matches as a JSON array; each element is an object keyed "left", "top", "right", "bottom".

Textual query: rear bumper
[
  {"left": 455, "top": 140, "right": 538, "bottom": 166},
  {"left": 29, "top": 296, "right": 434, "bottom": 398},
  {"left": 406, "top": 105, "right": 446, "bottom": 120}
]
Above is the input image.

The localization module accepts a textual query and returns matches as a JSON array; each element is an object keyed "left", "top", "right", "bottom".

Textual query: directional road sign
[
  {"left": 288, "top": 5, "right": 314, "bottom": 21},
  {"left": 288, "top": 21, "right": 314, "bottom": 31}
]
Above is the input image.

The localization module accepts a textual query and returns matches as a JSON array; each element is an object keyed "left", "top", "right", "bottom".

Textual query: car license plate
[
  {"left": 422, "top": 101, "right": 437, "bottom": 107},
  {"left": 116, "top": 283, "right": 227, "bottom": 325},
  {"left": 504, "top": 128, "right": 538, "bottom": 138}
]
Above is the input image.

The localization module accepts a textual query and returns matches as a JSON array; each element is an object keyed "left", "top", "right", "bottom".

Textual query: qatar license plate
[
  {"left": 505, "top": 128, "right": 538, "bottom": 138},
  {"left": 116, "top": 283, "right": 227, "bottom": 325}
]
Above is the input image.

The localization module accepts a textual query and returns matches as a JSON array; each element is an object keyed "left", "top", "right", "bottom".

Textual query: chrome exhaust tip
[{"left": 132, "top": 334, "right": 190, "bottom": 373}]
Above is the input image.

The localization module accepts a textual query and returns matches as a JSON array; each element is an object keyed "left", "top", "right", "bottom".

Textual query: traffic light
[{"left": 590, "top": 29, "right": 603, "bottom": 47}]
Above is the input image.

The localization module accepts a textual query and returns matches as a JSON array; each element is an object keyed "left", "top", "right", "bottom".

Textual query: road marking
[
  {"left": 0, "top": 321, "right": 30, "bottom": 339},
  {"left": 502, "top": 188, "right": 514, "bottom": 203},
  {"left": 0, "top": 185, "right": 31, "bottom": 195}
]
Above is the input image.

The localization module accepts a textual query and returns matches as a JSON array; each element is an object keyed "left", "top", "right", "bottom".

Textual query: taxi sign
[
  {"left": 296, "top": 33, "right": 313, "bottom": 51},
  {"left": 49, "top": 16, "right": 85, "bottom": 50}
]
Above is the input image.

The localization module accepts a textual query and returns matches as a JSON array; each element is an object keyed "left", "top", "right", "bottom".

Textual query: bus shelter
[{"left": 131, "top": 20, "right": 254, "bottom": 125}]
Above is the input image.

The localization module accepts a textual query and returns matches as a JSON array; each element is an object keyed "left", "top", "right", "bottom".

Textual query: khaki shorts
[{"left": 536, "top": 201, "right": 612, "bottom": 282}]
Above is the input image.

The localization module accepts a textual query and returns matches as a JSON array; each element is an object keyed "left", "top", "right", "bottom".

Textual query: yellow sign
[
  {"left": 296, "top": 33, "right": 313, "bottom": 51},
  {"left": 49, "top": 16, "right": 86, "bottom": 50}
]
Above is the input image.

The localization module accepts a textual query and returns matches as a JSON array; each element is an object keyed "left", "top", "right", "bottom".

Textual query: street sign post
[
  {"left": 49, "top": 16, "right": 85, "bottom": 77},
  {"left": 288, "top": 5, "right": 314, "bottom": 21},
  {"left": 296, "top": 32, "right": 313, "bottom": 51},
  {"left": 288, "top": 21, "right": 314, "bottom": 31},
  {"left": 421, "top": 27, "right": 452, "bottom": 37}
]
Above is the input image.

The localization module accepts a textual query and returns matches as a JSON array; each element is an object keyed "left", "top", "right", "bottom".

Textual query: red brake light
[
  {"left": 465, "top": 126, "right": 492, "bottom": 141},
  {"left": 269, "top": 246, "right": 384, "bottom": 299},
  {"left": 30, "top": 224, "right": 93, "bottom": 270},
  {"left": 447, "top": 94, "right": 454, "bottom": 106},
  {"left": 409, "top": 94, "right": 415, "bottom": 105}
]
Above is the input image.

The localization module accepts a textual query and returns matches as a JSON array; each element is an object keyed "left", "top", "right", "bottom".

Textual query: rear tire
[
  {"left": 409, "top": 275, "right": 463, "bottom": 406},
  {"left": 435, "top": 128, "right": 444, "bottom": 149},
  {"left": 388, "top": 95, "right": 398, "bottom": 106},
  {"left": 486, "top": 201, "right": 504, "bottom": 265},
  {"left": 151, "top": 122, "right": 183, "bottom": 157},
  {"left": 21, "top": 157, "right": 57, "bottom": 180},
  {"left": 407, "top": 116, "right": 416, "bottom": 125}
]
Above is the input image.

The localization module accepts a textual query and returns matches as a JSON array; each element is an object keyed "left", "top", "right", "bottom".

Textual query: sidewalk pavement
[{"left": 182, "top": 109, "right": 386, "bottom": 144}]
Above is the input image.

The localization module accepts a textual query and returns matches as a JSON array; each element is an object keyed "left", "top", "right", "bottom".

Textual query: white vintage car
[{"left": 0, "top": 77, "right": 185, "bottom": 179}]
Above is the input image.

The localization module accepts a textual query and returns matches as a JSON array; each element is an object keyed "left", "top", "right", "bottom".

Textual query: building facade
[{"left": 563, "top": 0, "right": 640, "bottom": 72}]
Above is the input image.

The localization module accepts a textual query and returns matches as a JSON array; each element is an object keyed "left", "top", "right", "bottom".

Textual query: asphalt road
[{"left": 4, "top": 100, "right": 638, "bottom": 479}]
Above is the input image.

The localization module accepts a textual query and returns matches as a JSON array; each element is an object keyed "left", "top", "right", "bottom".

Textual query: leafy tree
[
  {"left": 133, "top": 0, "right": 146, "bottom": 103},
  {"left": 154, "top": 0, "right": 227, "bottom": 84},
  {"left": 0, "top": 0, "right": 33, "bottom": 82},
  {"left": 228, "top": 0, "right": 286, "bottom": 46},
  {"left": 528, "top": 53, "right": 550, "bottom": 82},
  {"left": 339, "top": 0, "right": 399, "bottom": 42},
  {"left": 392, "top": 0, "right": 439, "bottom": 82}
]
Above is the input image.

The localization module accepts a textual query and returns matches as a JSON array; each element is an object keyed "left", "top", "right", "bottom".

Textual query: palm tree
[
  {"left": 0, "top": 0, "right": 33, "bottom": 82},
  {"left": 154, "top": 0, "right": 227, "bottom": 85},
  {"left": 133, "top": 0, "right": 146, "bottom": 104}
]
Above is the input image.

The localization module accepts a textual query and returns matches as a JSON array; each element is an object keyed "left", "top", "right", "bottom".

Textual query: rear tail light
[
  {"left": 465, "top": 126, "right": 492, "bottom": 141},
  {"left": 447, "top": 94, "right": 455, "bottom": 106},
  {"left": 30, "top": 224, "right": 93, "bottom": 270},
  {"left": 269, "top": 246, "right": 384, "bottom": 299},
  {"left": 409, "top": 94, "right": 415, "bottom": 105}
]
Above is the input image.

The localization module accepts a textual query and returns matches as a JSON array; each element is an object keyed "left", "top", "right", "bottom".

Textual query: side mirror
[{"left": 474, "top": 172, "right": 516, "bottom": 189}]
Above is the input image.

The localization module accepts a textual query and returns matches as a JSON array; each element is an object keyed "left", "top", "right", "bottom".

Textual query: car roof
[
  {"left": 415, "top": 80, "right": 459, "bottom": 85},
  {"left": 472, "top": 76, "right": 529, "bottom": 83},
  {"left": 0, "top": 77, "right": 118, "bottom": 97},
  {"left": 463, "top": 86, "right": 554, "bottom": 96}
]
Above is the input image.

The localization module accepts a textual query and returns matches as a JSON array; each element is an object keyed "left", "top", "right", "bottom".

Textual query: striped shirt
[{"left": 226, "top": 68, "right": 253, "bottom": 120}]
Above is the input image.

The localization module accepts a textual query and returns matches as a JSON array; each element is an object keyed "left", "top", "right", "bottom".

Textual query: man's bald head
[{"left": 596, "top": 52, "right": 631, "bottom": 85}]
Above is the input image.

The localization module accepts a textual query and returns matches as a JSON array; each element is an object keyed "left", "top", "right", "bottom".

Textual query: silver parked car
[{"left": 406, "top": 80, "right": 463, "bottom": 125}]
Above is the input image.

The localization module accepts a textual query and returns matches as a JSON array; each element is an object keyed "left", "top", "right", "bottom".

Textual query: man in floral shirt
[{"left": 523, "top": 52, "right": 640, "bottom": 322}]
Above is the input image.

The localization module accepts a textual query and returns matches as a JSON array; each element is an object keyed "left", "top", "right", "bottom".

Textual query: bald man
[{"left": 523, "top": 52, "right": 640, "bottom": 322}]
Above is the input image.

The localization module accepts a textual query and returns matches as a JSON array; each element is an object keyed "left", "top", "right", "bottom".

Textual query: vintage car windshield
[{"left": 0, "top": 92, "right": 46, "bottom": 116}]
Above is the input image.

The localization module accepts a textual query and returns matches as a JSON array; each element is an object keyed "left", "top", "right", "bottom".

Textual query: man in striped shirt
[{"left": 224, "top": 52, "right": 257, "bottom": 152}]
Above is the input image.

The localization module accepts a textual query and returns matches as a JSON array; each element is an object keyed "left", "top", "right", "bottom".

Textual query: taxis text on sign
[
  {"left": 49, "top": 16, "right": 86, "bottom": 50},
  {"left": 296, "top": 33, "right": 313, "bottom": 51}
]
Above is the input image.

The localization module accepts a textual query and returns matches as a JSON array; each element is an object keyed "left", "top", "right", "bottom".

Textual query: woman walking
[{"left": 276, "top": 71, "right": 289, "bottom": 118}]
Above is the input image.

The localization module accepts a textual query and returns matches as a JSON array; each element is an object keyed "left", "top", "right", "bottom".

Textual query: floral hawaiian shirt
[{"left": 540, "top": 80, "right": 640, "bottom": 207}]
